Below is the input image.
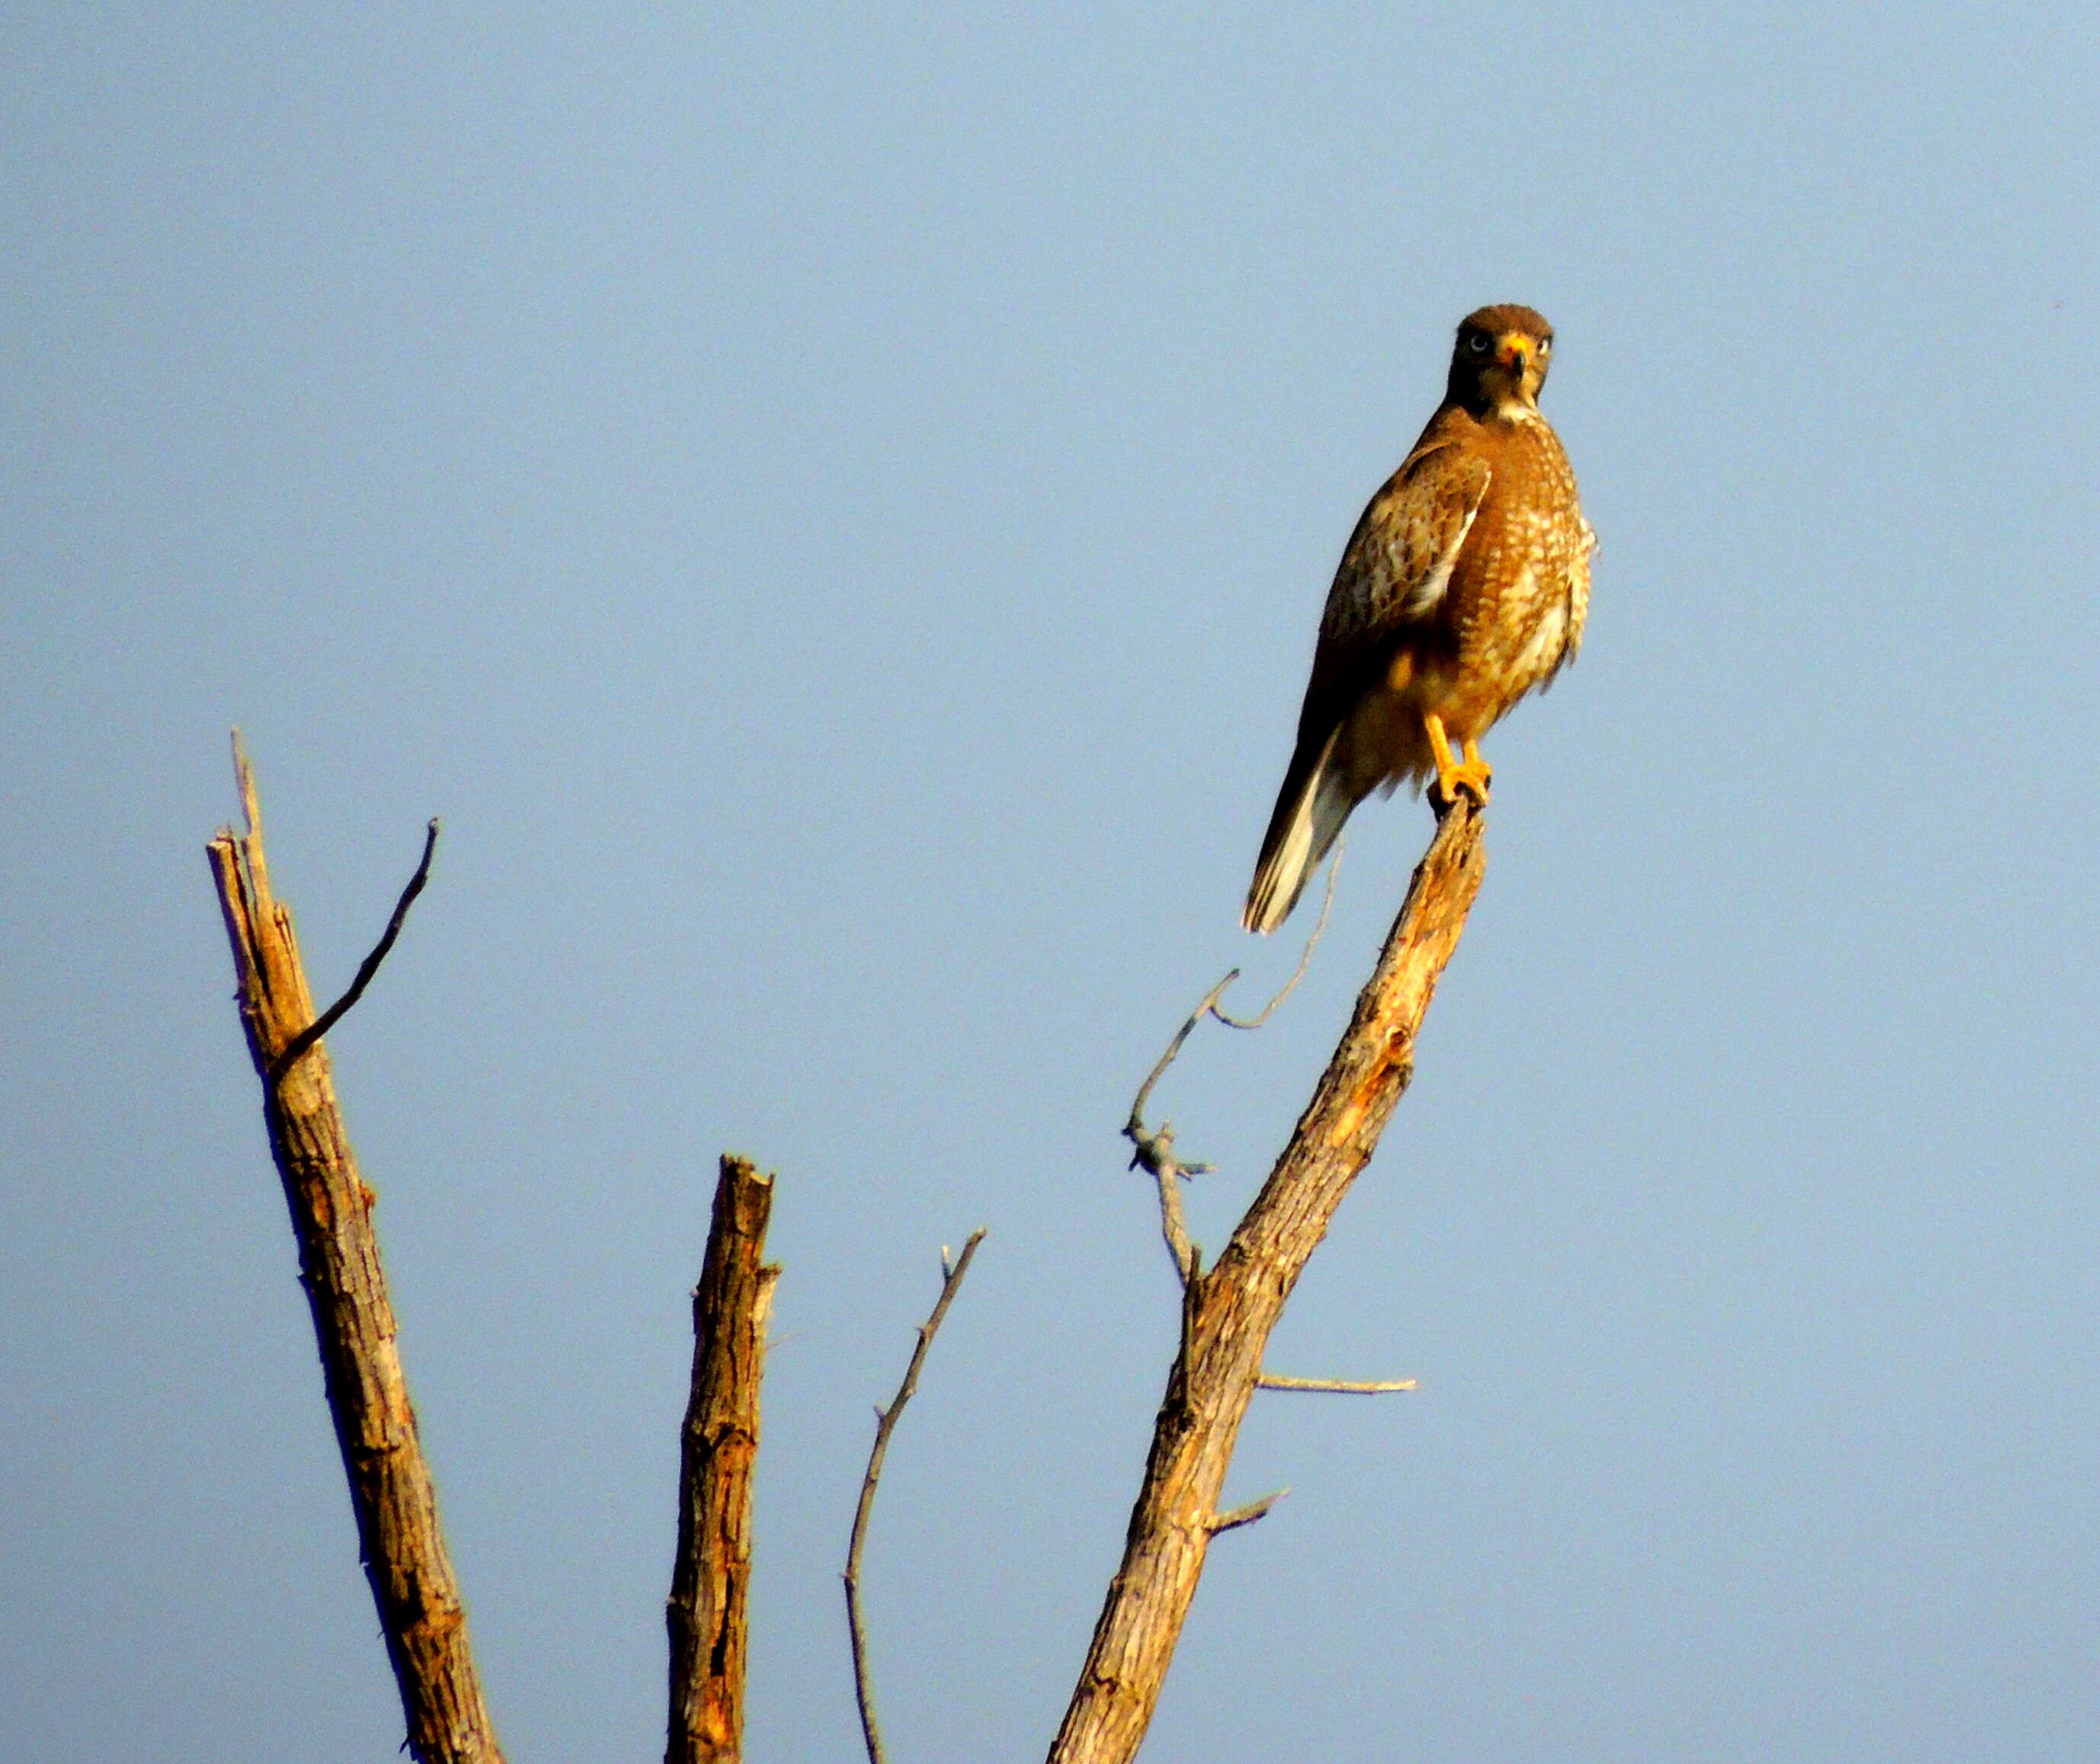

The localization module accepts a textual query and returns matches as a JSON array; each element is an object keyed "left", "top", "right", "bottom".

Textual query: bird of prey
[{"left": 1242, "top": 304, "right": 1595, "bottom": 933}]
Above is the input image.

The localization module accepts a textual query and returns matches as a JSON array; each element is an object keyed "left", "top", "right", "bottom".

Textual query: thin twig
[
  {"left": 844, "top": 1229, "right": 987, "bottom": 1764},
  {"left": 268, "top": 817, "right": 442, "bottom": 1087},
  {"left": 1214, "top": 835, "right": 1341, "bottom": 1030},
  {"left": 1256, "top": 1374, "right": 1418, "bottom": 1395}
]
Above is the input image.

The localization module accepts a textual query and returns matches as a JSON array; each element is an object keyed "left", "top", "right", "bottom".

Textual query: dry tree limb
[
  {"left": 1049, "top": 795, "right": 1488, "bottom": 1764},
  {"left": 666, "top": 1155, "right": 780, "bottom": 1764},
  {"left": 845, "top": 1229, "right": 988, "bottom": 1764},
  {"left": 206, "top": 734, "right": 503, "bottom": 1764}
]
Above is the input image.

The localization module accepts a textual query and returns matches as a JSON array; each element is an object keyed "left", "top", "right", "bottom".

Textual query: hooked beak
[{"left": 1495, "top": 333, "right": 1531, "bottom": 376}]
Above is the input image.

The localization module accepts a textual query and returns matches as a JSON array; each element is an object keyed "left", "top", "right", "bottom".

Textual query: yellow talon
[{"left": 1425, "top": 714, "right": 1492, "bottom": 807}]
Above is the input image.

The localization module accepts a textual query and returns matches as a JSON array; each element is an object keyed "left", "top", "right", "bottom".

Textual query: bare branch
[
  {"left": 666, "top": 1155, "right": 779, "bottom": 1764},
  {"left": 269, "top": 815, "right": 441, "bottom": 1087},
  {"left": 207, "top": 740, "right": 503, "bottom": 1764},
  {"left": 1208, "top": 1489, "right": 1288, "bottom": 1534},
  {"left": 1052, "top": 795, "right": 1488, "bottom": 1764},
  {"left": 845, "top": 1228, "right": 988, "bottom": 1764},
  {"left": 1257, "top": 1374, "right": 1418, "bottom": 1396}
]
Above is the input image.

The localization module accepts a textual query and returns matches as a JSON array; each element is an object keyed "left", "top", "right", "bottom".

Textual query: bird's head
[{"left": 1447, "top": 304, "right": 1555, "bottom": 417}]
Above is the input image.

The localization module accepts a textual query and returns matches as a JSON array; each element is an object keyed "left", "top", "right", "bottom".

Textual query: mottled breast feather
[{"left": 1457, "top": 413, "right": 1591, "bottom": 712}]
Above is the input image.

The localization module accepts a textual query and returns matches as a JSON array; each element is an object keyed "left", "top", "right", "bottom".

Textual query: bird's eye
[
  {"left": 1468, "top": 333, "right": 1490, "bottom": 353},
  {"left": 1538, "top": 336, "right": 1553, "bottom": 352}
]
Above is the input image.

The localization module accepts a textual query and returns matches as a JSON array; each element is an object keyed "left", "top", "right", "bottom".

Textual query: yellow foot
[{"left": 1424, "top": 715, "right": 1492, "bottom": 809}]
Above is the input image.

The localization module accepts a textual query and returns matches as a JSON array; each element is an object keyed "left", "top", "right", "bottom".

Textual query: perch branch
[
  {"left": 206, "top": 735, "right": 503, "bottom": 1764},
  {"left": 1051, "top": 795, "right": 1488, "bottom": 1764},
  {"left": 845, "top": 1229, "right": 987, "bottom": 1764},
  {"left": 666, "top": 1155, "right": 779, "bottom": 1764}
]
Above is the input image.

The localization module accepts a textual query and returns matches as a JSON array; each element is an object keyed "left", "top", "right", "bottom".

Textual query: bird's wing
[{"left": 1293, "top": 436, "right": 1492, "bottom": 742}]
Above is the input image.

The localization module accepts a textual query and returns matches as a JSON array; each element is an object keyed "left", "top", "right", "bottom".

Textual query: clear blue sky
[{"left": 6, "top": 6, "right": 2100, "bottom": 1760}]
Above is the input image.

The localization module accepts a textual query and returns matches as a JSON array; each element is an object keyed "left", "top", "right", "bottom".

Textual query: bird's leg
[{"left": 1425, "top": 713, "right": 1492, "bottom": 806}]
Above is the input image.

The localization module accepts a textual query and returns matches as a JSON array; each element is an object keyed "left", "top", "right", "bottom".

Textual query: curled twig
[
  {"left": 1124, "top": 967, "right": 1238, "bottom": 1159},
  {"left": 1213, "top": 837, "right": 1340, "bottom": 1030}
]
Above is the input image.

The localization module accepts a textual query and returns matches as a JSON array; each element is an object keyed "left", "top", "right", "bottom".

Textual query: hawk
[{"left": 1242, "top": 304, "right": 1595, "bottom": 933}]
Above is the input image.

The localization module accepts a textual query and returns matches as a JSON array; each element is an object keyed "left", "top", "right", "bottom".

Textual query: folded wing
[{"left": 1242, "top": 436, "right": 1491, "bottom": 933}]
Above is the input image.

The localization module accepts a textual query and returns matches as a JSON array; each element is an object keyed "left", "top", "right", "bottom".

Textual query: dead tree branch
[
  {"left": 845, "top": 1229, "right": 988, "bottom": 1764},
  {"left": 666, "top": 1155, "right": 780, "bottom": 1764},
  {"left": 1050, "top": 795, "right": 1488, "bottom": 1764},
  {"left": 206, "top": 735, "right": 503, "bottom": 1764}
]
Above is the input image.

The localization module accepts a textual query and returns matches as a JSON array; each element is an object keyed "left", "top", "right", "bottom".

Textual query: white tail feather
[{"left": 1242, "top": 739, "right": 1353, "bottom": 933}]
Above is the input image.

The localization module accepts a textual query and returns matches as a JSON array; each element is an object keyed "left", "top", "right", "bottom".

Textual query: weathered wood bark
[
  {"left": 207, "top": 745, "right": 504, "bottom": 1764},
  {"left": 666, "top": 1155, "right": 779, "bottom": 1764},
  {"left": 1048, "top": 795, "right": 1488, "bottom": 1764}
]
